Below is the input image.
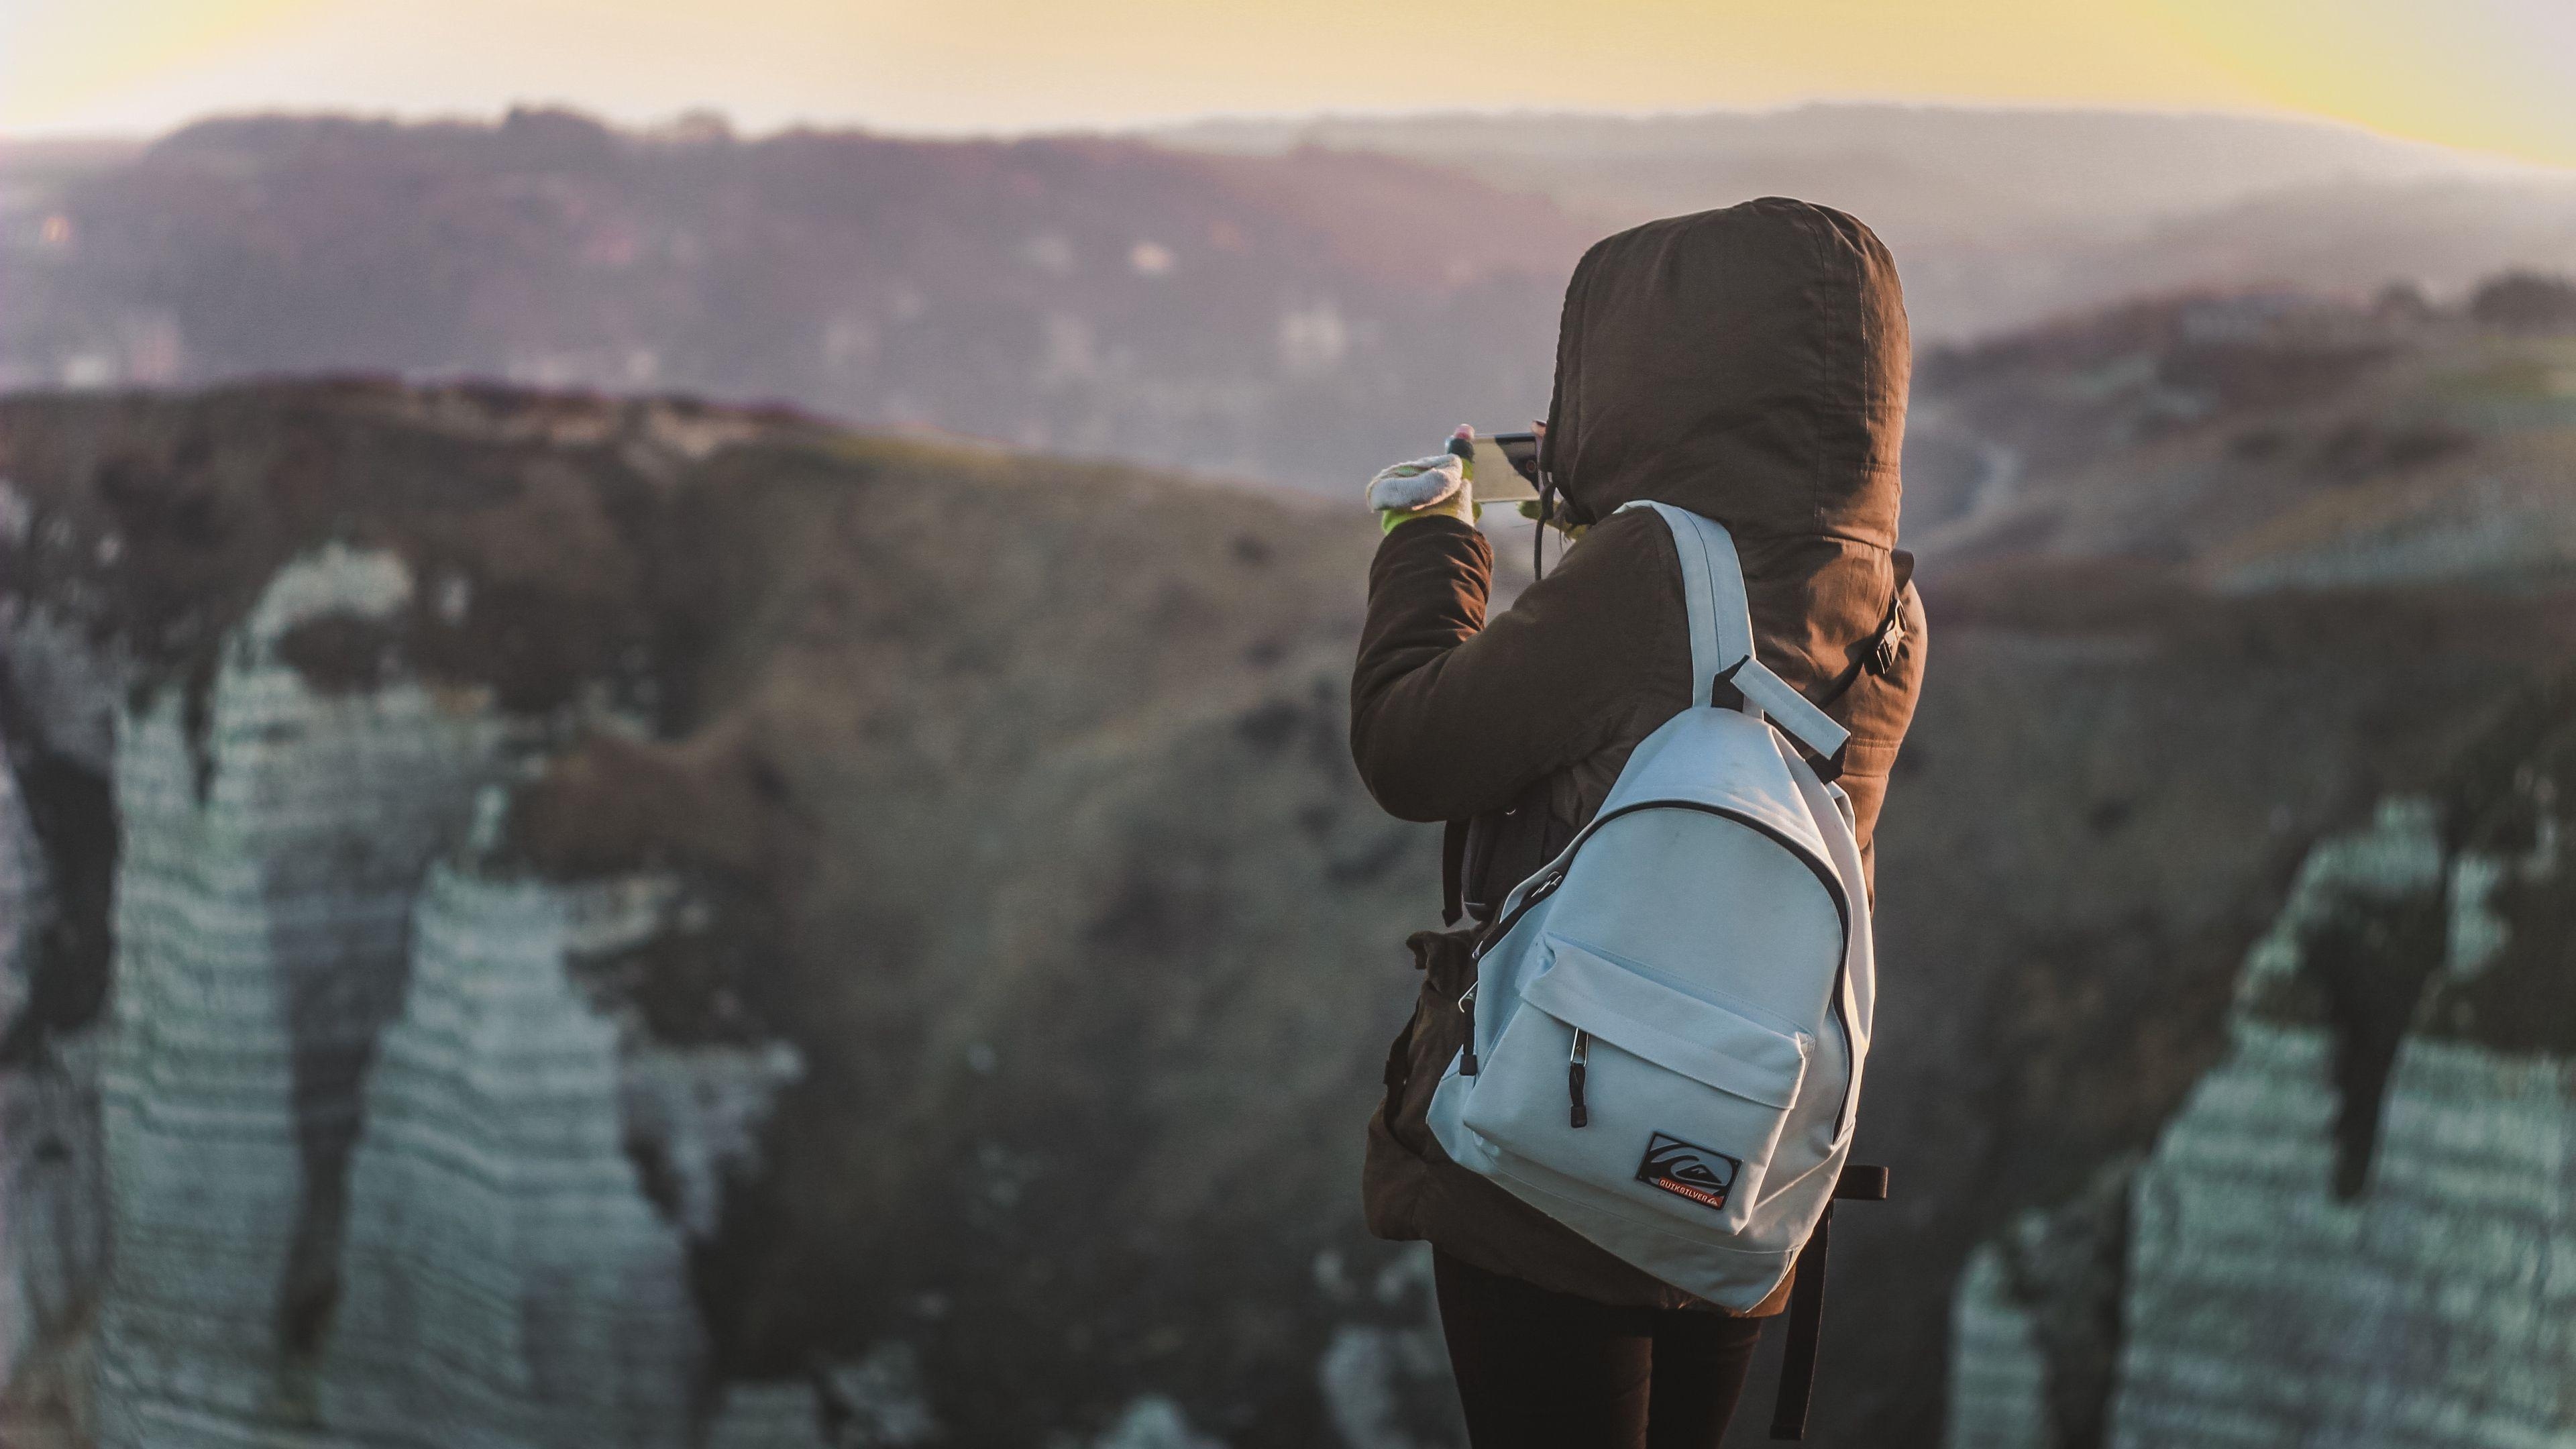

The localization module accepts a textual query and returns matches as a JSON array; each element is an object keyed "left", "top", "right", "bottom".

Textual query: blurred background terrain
[
  {"left": 10, "top": 105, "right": 2575, "bottom": 492},
  {"left": 6, "top": 94, "right": 2576, "bottom": 1449}
]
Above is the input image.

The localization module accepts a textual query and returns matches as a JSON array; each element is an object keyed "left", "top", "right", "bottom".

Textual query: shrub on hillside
[{"left": 2469, "top": 271, "right": 2576, "bottom": 331}]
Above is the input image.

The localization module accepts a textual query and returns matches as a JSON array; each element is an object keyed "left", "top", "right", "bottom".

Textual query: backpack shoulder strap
[
  {"left": 1622, "top": 499, "right": 1745, "bottom": 704},
  {"left": 1619, "top": 502, "right": 1852, "bottom": 762}
]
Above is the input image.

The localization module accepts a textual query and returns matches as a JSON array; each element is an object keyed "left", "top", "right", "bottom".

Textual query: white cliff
[
  {"left": 92, "top": 545, "right": 511, "bottom": 1444},
  {"left": 2109, "top": 793, "right": 2576, "bottom": 1448},
  {"left": 321, "top": 863, "right": 803, "bottom": 1447},
  {"left": 1949, "top": 786, "right": 2576, "bottom": 1449},
  {"left": 8, "top": 543, "right": 822, "bottom": 1449},
  {"left": 0, "top": 598, "right": 122, "bottom": 1447},
  {"left": 1945, "top": 1245, "right": 2051, "bottom": 1449}
]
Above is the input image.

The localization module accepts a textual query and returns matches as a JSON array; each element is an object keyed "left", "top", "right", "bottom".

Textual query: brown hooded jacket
[{"left": 1349, "top": 199, "right": 1927, "bottom": 1313}]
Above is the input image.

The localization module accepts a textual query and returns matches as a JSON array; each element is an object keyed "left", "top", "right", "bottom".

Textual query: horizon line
[{"left": 1, "top": 95, "right": 2558, "bottom": 170}]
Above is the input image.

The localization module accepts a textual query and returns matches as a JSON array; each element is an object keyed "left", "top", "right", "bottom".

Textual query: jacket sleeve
[{"left": 1349, "top": 511, "right": 1682, "bottom": 823}]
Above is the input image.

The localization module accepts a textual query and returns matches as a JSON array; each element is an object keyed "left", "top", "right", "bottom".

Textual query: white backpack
[{"left": 1426, "top": 501, "right": 1877, "bottom": 1317}]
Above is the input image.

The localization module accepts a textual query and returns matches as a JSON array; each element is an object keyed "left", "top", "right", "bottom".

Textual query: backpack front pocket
[{"left": 1458, "top": 936, "right": 1811, "bottom": 1235}]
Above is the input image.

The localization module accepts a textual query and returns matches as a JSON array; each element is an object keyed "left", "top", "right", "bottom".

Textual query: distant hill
[
  {"left": 1161, "top": 105, "right": 2497, "bottom": 231},
  {"left": 0, "top": 110, "right": 1589, "bottom": 494},
  {"left": 1159, "top": 105, "right": 2576, "bottom": 340},
  {"left": 1902, "top": 288, "right": 2576, "bottom": 591},
  {"left": 12, "top": 106, "right": 2576, "bottom": 504}
]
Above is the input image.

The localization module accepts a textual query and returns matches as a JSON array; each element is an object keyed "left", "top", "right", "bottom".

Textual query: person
[{"left": 1347, "top": 198, "right": 1927, "bottom": 1448}]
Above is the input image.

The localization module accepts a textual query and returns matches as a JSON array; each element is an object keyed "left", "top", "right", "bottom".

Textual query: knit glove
[
  {"left": 1366, "top": 425, "right": 1481, "bottom": 535},
  {"left": 1516, "top": 498, "right": 1587, "bottom": 541}
]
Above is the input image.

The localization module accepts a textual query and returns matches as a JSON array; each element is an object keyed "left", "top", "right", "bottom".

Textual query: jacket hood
[{"left": 1540, "top": 199, "right": 1909, "bottom": 550}]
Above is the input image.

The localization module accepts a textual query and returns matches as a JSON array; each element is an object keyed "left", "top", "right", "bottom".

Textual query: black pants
[{"left": 1434, "top": 1250, "right": 1764, "bottom": 1449}]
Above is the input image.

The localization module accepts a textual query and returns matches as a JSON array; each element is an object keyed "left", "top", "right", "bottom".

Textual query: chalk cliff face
[
  {"left": 1946, "top": 686, "right": 2576, "bottom": 1448},
  {"left": 94, "top": 545, "right": 518, "bottom": 1444},
  {"left": 0, "top": 382, "right": 1452, "bottom": 1447}
]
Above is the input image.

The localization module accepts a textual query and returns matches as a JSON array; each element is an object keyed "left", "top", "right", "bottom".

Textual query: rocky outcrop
[
  {"left": 1947, "top": 686, "right": 2576, "bottom": 1448},
  {"left": 1, "top": 539, "right": 128, "bottom": 1448},
  {"left": 0, "top": 1024, "right": 102, "bottom": 1449},
  {"left": 93, "top": 544, "right": 516, "bottom": 1444},
  {"left": 320, "top": 851, "right": 851, "bottom": 1446},
  {"left": 1826, "top": 561, "right": 2576, "bottom": 1446},
  {"left": 1945, "top": 1159, "right": 2131, "bottom": 1449},
  {"left": 12, "top": 531, "right": 824, "bottom": 1446},
  {"left": 0, "top": 383, "right": 1455, "bottom": 1447}
]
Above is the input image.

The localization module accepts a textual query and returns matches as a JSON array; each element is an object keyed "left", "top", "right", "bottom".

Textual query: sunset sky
[{"left": 4, "top": 0, "right": 2572, "bottom": 166}]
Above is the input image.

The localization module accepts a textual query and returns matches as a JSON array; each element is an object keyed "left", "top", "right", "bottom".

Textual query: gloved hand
[
  {"left": 1516, "top": 498, "right": 1587, "bottom": 541},
  {"left": 1366, "top": 425, "right": 1481, "bottom": 534}
]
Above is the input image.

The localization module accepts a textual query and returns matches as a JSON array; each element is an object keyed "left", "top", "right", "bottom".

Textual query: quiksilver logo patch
[{"left": 1636, "top": 1132, "right": 1740, "bottom": 1213}]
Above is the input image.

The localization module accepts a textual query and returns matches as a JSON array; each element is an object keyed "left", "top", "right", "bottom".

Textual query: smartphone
[{"left": 1470, "top": 431, "right": 1544, "bottom": 503}]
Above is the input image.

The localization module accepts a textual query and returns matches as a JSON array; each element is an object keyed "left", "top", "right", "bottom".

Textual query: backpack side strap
[
  {"left": 1830, "top": 1162, "right": 1889, "bottom": 1201},
  {"left": 1769, "top": 1163, "right": 1892, "bottom": 1441}
]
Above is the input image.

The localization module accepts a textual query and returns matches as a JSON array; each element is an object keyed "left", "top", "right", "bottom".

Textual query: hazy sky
[{"left": 5, "top": 0, "right": 2573, "bottom": 164}]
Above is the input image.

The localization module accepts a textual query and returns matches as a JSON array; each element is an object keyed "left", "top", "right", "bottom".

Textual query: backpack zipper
[
  {"left": 1567, "top": 1030, "right": 1590, "bottom": 1128},
  {"left": 1823, "top": 954, "right": 1865, "bottom": 1134},
  {"left": 1464, "top": 798, "right": 1860, "bottom": 1134},
  {"left": 1456, "top": 981, "right": 1479, "bottom": 1075},
  {"left": 1470, "top": 867, "right": 1566, "bottom": 963},
  {"left": 1827, "top": 969, "right": 1855, "bottom": 1138}
]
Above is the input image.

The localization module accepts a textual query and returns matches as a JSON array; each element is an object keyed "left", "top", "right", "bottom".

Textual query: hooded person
[{"left": 1348, "top": 198, "right": 1927, "bottom": 1448}]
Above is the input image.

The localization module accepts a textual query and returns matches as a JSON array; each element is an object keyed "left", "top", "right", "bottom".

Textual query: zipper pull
[
  {"left": 1568, "top": 1030, "right": 1590, "bottom": 1128},
  {"left": 1458, "top": 981, "right": 1480, "bottom": 1076}
]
